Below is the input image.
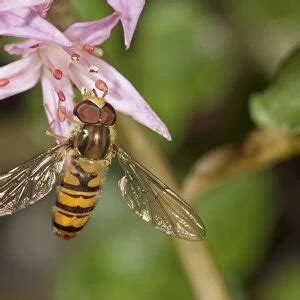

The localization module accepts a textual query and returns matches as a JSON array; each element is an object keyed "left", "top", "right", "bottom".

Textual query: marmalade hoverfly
[{"left": 0, "top": 90, "right": 205, "bottom": 241}]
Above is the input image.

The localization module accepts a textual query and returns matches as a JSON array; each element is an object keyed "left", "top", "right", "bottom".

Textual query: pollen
[
  {"left": 71, "top": 53, "right": 80, "bottom": 61},
  {"left": 83, "top": 44, "right": 104, "bottom": 57},
  {"left": 0, "top": 78, "right": 10, "bottom": 87},
  {"left": 93, "top": 47, "right": 104, "bottom": 57},
  {"left": 53, "top": 69, "right": 63, "bottom": 80},
  {"left": 95, "top": 80, "right": 108, "bottom": 96},
  {"left": 57, "top": 91, "right": 66, "bottom": 102}
]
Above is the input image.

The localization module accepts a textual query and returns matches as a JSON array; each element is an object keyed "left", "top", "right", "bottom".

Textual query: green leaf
[
  {"left": 23, "top": 86, "right": 51, "bottom": 148},
  {"left": 71, "top": 0, "right": 112, "bottom": 20},
  {"left": 228, "top": 0, "right": 300, "bottom": 25},
  {"left": 196, "top": 171, "right": 278, "bottom": 279},
  {"left": 250, "top": 50, "right": 300, "bottom": 132},
  {"left": 133, "top": 1, "right": 231, "bottom": 145}
]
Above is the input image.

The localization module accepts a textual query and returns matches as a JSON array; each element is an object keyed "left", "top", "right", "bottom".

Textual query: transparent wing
[
  {"left": 116, "top": 147, "right": 205, "bottom": 241},
  {"left": 0, "top": 143, "right": 69, "bottom": 216}
]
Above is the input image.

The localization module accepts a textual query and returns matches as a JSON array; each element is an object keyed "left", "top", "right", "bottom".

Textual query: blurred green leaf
[
  {"left": 0, "top": 37, "right": 23, "bottom": 64},
  {"left": 24, "top": 86, "right": 52, "bottom": 148},
  {"left": 134, "top": 1, "right": 231, "bottom": 145},
  {"left": 71, "top": 0, "right": 112, "bottom": 20},
  {"left": 197, "top": 171, "right": 278, "bottom": 279},
  {"left": 229, "top": 0, "right": 300, "bottom": 25},
  {"left": 250, "top": 50, "right": 300, "bottom": 132},
  {"left": 257, "top": 259, "right": 300, "bottom": 300},
  {"left": 227, "top": 0, "right": 300, "bottom": 75}
]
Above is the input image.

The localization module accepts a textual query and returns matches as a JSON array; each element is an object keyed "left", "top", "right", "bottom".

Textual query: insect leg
[
  {"left": 45, "top": 129, "right": 68, "bottom": 142},
  {"left": 64, "top": 113, "right": 81, "bottom": 126}
]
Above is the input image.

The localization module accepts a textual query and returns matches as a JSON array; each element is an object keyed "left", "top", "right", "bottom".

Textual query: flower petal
[
  {"left": 107, "top": 0, "right": 145, "bottom": 49},
  {"left": 0, "top": 8, "right": 72, "bottom": 46},
  {"left": 39, "top": 43, "right": 71, "bottom": 74},
  {"left": 4, "top": 39, "right": 41, "bottom": 55},
  {"left": 64, "top": 13, "right": 120, "bottom": 46},
  {"left": 0, "top": 0, "right": 51, "bottom": 11},
  {"left": 33, "top": 0, "right": 53, "bottom": 17},
  {"left": 41, "top": 68, "right": 74, "bottom": 137},
  {"left": 78, "top": 53, "right": 171, "bottom": 140},
  {"left": 0, "top": 54, "right": 41, "bottom": 100}
]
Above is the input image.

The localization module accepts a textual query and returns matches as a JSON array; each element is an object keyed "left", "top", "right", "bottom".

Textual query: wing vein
[
  {"left": 0, "top": 143, "right": 70, "bottom": 216},
  {"left": 116, "top": 147, "right": 205, "bottom": 241}
]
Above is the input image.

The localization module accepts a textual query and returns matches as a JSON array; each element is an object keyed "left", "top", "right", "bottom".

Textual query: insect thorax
[{"left": 73, "top": 124, "right": 111, "bottom": 160}]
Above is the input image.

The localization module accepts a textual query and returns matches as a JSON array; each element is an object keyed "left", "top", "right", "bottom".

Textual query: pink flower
[
  {"left": 0, "top": 0, "right": 171, "bottom": 140},
  {"left": 0, "top": 0, "right": 52, "bottom": 12},
  {"left": 64, "top": 0, "right": 145, "bottom": 49},
  {"left": 107, "top": 0, "right": 145, "bottom": 49},
  {"left": 0, "top": 1, "right": 71, "bottom": 46}
]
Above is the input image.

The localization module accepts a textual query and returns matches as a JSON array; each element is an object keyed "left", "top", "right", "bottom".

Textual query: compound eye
[
  {"left": 99, "top": 102, "right": 116, "bottom": 126},
  {"left": 73, "top": 100, "right": 101, "bottom": 124}
]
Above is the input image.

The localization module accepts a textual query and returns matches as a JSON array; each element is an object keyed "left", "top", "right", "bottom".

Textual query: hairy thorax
[{"left": 73, "top": 124, "right": 111, "bottom": 160}]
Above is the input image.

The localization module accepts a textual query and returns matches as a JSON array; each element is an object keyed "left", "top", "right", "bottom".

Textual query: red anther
[
  {"left": 30, "top": 44, "right": 40, "bottom": 48},
  {"left": 57, "top": 105, "right": 67, "bottom": 122},
  {"left": 71, "top": 53, "right": 80, "bottom": 61},
  {"left": 57, "top": 91, "right": 66, "bottom": 102},
  {"left": 83, "top": 44, "right": 94, "bottom": 53},
  {"left": 53, "top": 69, "right": 63, "bottom": 80},
  {"left": 95, "top": 79, "right": 108, "bottom": 94},
  {"left": 0, "top": 78, "right": 9, "bottom": 87}
]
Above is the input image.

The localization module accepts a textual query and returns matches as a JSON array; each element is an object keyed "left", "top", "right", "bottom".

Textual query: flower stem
[
  {"left": 117, "top": 114, "right": 231, "bottom": 300},
  {"left": 181, "top": 129, "right": 300, "bottom": 205}
]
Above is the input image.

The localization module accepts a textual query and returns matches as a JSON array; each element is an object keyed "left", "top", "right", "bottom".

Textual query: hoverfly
[{"left": 0, "top": 90, "right": 205, "bottom": 241}]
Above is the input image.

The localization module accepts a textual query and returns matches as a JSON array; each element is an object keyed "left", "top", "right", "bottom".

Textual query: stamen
[
  {"left": 53, "top": 69, "right": 63, "bottom": 80},
  {"left": 0, "top": 78, "right": 9, "bottom": 87},
  {"left": 95, "top": 79, "right": 108, "bottom": 97},
  {"left": 57, "top": 91, "right": 66, "bottom": 102},
  {"left": 30, "top": 44, "right": 40, "bottom": 49},
  {"left": 89, "top": 66, "right": 99, "bottom": 73},
  {"left": 71, "top": 53, "right": 80, "bottom": 61},
  {"left": 83, "top": 44, "right": 104, "bottom": 57},
  {"left": 57, "top": 105, "right": 67, "bottom": 122},
  {"left": 83, "top": 44, "right": 94, "bottom": 53}
]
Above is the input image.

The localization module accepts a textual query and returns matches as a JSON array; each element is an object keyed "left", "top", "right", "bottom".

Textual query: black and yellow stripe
[{"left": 53, "top": 157, "right": 105, "bottom": 239}]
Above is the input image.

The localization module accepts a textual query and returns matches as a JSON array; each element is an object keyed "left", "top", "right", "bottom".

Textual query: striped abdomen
[{"left": 53, "top": 157, "right": 106, "bottom": 239}]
